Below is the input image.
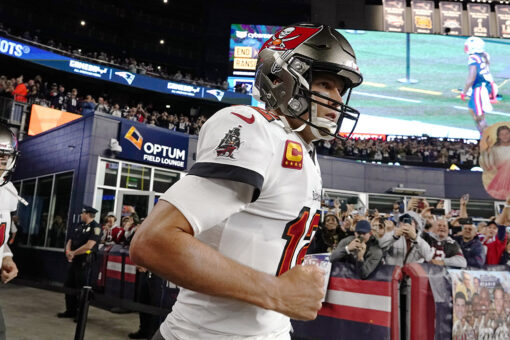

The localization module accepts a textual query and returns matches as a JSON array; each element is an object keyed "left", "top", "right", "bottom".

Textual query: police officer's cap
[{"left": 82, "top": 205, "right": 98, "bottom": 215}]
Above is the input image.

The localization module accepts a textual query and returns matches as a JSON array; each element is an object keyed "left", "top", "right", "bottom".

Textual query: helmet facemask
[
  {"left": 0, "top": 125, "right": 19, "bottom": 186},
  {"left": 283, "top": 57, "right": 361, "bottom": 141}
]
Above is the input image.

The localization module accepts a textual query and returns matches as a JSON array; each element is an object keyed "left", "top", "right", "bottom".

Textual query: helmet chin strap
[{"left": 309, "top": 102, "right": 336, "bottom": 141}]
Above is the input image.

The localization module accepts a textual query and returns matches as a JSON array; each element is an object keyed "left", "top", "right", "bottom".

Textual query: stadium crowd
[
  {"left": 311, "top": 194, "right": 510, "bottom": 271},
  {"left": 0, "top": 24, "right": 229, "bottom": 90},
  {"left": 317, "top": 137, "right": 480, "bottom": 169},
  {"left": 0, "top": 73, "right": 208, "bottom": 135}
]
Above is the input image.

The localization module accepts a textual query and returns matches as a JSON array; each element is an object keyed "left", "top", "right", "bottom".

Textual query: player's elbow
[{"left": 129, "top": 228, "right": 152, "bottom": 267}]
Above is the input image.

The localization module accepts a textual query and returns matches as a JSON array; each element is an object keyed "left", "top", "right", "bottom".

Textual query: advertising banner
[
  {"left": 495, "top": 5, "right": 510, "bottom": 39},
  {"left": 449, "top": 269, "right": 510, "bottom": 340},
  {"left": 439, "top": 2, "right": 463, "bottom": 35},
  {"left": 411, "top": 0, "right": 434, "bottom": 34},
  {"left": 467, "top": 3, "right": 491, "bottom": 37},
  {"left": 0, "top": 35, "right": 250, "bottom": 105},
  {"left": 383, "top": 0, "right": 407, "bottom": 33},
  {"left": 118, "top": 122, "right": 188, "bottom": 170}
]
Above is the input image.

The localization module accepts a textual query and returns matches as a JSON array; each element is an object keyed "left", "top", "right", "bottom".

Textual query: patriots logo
[
  {"left": 206, "top": 89, "right": 225, "bottom": 101},
  {"left": 115, "top": 71, "right": 136, "bottom": 85}
]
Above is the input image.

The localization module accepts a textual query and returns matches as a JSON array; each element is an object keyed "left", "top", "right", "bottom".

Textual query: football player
[
  {"left": 0, "top": 123, "right": 20, "bottom": 340},
  {"left": 131, "top": 23, "right": 363, "bottom": 340},
  {"left": 461, "top": 37, "right": 498, "bottom": 133}
]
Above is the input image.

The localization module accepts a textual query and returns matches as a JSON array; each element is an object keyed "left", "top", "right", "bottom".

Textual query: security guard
[{"left": 57, "top": 205, "right": 102, "bottom": 319}]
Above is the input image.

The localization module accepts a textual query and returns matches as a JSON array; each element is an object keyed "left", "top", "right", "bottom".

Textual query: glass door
[{"left": 115, "top": 190, "right": 156, "bottom": 223}]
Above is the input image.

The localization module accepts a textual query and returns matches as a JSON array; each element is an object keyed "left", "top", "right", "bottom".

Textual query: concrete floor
[{"left": 0, "top": 284, "right": 141, "bottom": 340}]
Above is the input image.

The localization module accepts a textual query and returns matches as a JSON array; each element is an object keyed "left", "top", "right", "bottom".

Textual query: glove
[{"left": 460, "top": 93, "right": 466, "bottom": 101}]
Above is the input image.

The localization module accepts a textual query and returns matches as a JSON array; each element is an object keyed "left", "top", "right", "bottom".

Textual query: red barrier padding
[
  {"left": 391, "top": 266, "right": 403, "bottom": 340},
  {"left": 402, "top": 263, "right": 436, "bottom": 340}
]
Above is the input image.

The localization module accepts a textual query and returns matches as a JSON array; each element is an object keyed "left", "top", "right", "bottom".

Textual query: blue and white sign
[
  {"left": 118, "top": 122, "right": 188, "bottom": 170},
  {"left": 0, "top": 35, "right": 250, "bottom": 105}
]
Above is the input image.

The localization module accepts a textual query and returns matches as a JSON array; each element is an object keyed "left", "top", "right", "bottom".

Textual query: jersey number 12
[{"left": 276, "top": 207, "right": 320, "bottom": 276}]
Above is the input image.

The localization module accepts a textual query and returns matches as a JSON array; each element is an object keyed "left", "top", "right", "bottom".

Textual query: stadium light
[
  {"left": 166, "top": 104, "right": 171, "bottom": 108},
  {"left": 160, "top": 39, "right": 165, "bottom": 45},
  {"left": 163, "top": 0, "right": 168, "bottom": 3},
  {"left": 80, "top": 20, "right": 86, "bottom": 26}
]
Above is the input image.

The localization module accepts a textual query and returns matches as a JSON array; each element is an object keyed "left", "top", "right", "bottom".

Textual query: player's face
[
  {"left": 310, "top": 73, "right": 345, "bottom": 129},
  {"left": 495, "top": 290, "right": 504, "bottom": 313},
  {"left": 455, "top": 298, "right": 466, "bottom": 320},
  {"left": 0, "top": 153, "right": 8, "bottom": 175}
]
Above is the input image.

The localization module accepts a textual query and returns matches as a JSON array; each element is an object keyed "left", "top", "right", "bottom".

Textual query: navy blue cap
[
  {"left": 82, "top": 205, "right": 98, "bottom": 214},
  {"left": 355, "top": 220, "right": 371, "bottom": 234}
]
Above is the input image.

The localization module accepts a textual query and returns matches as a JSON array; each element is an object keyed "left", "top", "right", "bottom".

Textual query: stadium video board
[
  {"left": 345, "top": 30, "right": 510, "bottom": 139},
  {"left": 229, "top": 24, "right": 510, "bottom": 139}
]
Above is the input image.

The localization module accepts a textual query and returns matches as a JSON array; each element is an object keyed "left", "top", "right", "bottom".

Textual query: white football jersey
[
  {"left": 160, "top": 105, "right": 323, "bottom": 339},
  {"left": 0, "top": 181, "right": 18, "bottom": 260}
]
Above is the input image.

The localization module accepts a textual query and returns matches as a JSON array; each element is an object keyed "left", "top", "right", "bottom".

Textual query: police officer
[{"left": 57, "top": 205, "right": 102, "bottom": 319}]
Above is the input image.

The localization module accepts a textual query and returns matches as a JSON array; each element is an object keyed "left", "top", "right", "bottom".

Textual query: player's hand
[
  {"left": 460, "top": 93, "right": 466, "bottom": 101},
  {"left": 66, "top": 251, "right": 74, "bottom": 262},
  {"left": 347, "top": 238, "right": 361, "bottom": 252},
  {"left": 1, "top": 257, "right": 18, "bottom": 284},
  {"left": 275, "top": 265, "right": 325, "bottom": 320}
]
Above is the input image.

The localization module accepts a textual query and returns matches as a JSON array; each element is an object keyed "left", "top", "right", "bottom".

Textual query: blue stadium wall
[{"left": 11, "top": 113, "right": 490, "bottom": 283}]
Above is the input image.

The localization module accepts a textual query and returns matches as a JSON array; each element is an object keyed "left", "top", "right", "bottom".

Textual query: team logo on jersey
[
  {"left": 215, "top": 126, "right": 242, "bottom": 159},
  {"left": 124, "top": 126, "right": 143, "bottom": 150},
  {"left": 282, "top": 140, "right": 303, "bottom": 170}
]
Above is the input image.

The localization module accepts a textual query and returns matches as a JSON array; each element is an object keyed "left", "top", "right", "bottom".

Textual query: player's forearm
[{"left": 130, "top": 206, "right": 280, "bottom": 312}]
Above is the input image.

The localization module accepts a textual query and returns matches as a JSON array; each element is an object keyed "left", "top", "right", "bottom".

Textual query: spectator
[
  {"left": 81, "top": 95, "right": 95, "bottom": 115},
  {"left": 454, "top": 221, "right": 485, "bottom": 268},
  {"left": 12, "top": 75, "right": 28, "bottom": 102},
  {"left": 65, "top": 88, "right": 79, "bottom": 113},
  {"left": 378, "top": 211, "right": 434, "bottom": 266},
  {"left": 370, "top": 216, "right": 387, "bottom": 239},
  {"left": 308, "top": 213, "right": 340, "bottom": 254},
  {"left": 51, "top": 84, "right": 66, "bottom": 109},
  {"left": 500, "top": 239, "right": 510, "bottom": 265},
  {"left": 331, "top": 220, "right": 383, "bottom": 279},
  {"left": 481, "top": 220, "right": 507, "bottom": 265},
  {"left": 95, "top": 96, "right": 109, "bottom": 114},
  {"left": 110, "top": 103, "right": 122, "bottom": 117},
  {"left": 422, "top": 218, "right": 467, "bottom": 268},
  {"left": 101, "top": 213, "right": 117, "bottom": 245},
  {"left": 112, "top": 215, "right": 136, "bottom": 245}
]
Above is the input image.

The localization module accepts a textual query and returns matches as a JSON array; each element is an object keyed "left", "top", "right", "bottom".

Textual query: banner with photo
[
  {"left": 479, "top": 122, "right": 510, "bottom": 200},
  {"left": 412, "top": 0, "right": 434, "bottom": 34},
  {"left": 449, "top": 269, "right": 510, "bottom": 340},
  {"left": 383, "top": 0, "right": 407, "bottom": 32},
  {"left": 467, "top": 3, "right": 491, "bottom": 37},
  {"left": 495, "top": 5, "right": 510, "bottom": 39},
  {"left": 439, "top": 1, "right": 463, "bottom": 35}
]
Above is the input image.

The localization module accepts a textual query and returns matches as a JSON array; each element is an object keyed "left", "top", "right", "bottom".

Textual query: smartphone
[
  {"left": 402, "top": 217, "right": 412, "bottom": 224},
  {"left": 340, "top": 200, "right": 347, "bottom": 211},
  {"left": 417, "top": 199, "right": 425, "bottom": 210},
  {"left": 462, "top": 193, "right": 470, "bottom": 202},
  {"left": 368, "top": 209, "right": 377, "bottom": 216},
  {"left": 431, "top": 208, "right": 445, "bottom": 216},
  {"left": 458, "top": 217, "right": 473, "bottom": 225}
]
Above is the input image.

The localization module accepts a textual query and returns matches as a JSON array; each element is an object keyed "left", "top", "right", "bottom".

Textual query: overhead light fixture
[
  {"left": 165, "top": 104, "right": 171, "bottom": 108},
  {"left": 160, "top": 39, "right": 165, "bottom": 45},
  {"left": 80, "top": 20, "right": 86, "bottom": 26}
]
